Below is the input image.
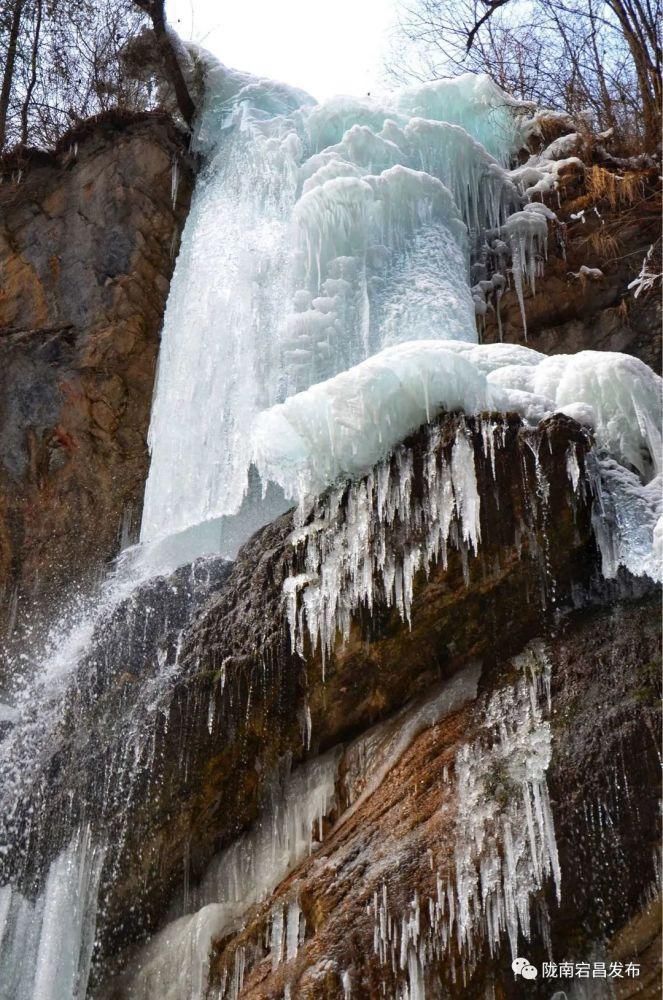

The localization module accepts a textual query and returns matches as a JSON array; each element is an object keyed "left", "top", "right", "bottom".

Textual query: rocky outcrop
[
  {"left": 84, "top": 409, "right": 613, "bottom": 986},
  {"left": 0, "top": 117, "right": 659, "bottom": 1000},
  {"left": 482, "top": 165, "right": 662, "bottom": 374},
  {"left": 0, "top": 113, "right": 195, "bottom": 661},
  {"left": 205, "top": 597, "right": 660, "bottom": 999},
  {"left": 89, "top": 416, "right": 660, "bottom": 998}
]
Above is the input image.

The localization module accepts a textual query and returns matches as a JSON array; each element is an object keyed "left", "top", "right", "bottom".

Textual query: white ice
[
  {"left": 254, "top": 343, "right": 661, "bottom": 588},
  {"left": 139, "top": 57, "right": 528, "bottom": 558},
  {"left": 0, "top": 827, "right": 104, "bottom": 1000}
]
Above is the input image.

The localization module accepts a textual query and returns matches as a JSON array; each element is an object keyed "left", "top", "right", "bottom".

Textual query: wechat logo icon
[{"left": 512, "top": 957, "right": 538, "bottom": 980}]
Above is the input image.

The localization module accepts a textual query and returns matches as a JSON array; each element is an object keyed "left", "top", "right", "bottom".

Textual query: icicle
[{"left": 282, "top": 419, "right": 498, "bottom": 660}]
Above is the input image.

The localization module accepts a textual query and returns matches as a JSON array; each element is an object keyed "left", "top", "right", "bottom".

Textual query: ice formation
[
  {"left": 209, "top": 666, "right": 483, "bottom": 998},
  {"left": 140, "top": 51, "right": 659, "bottom": 589},
  {"left": 262, "top": 343, "right": 660, "bottom": 651},
  {"left": 140, "top": 59, "right": 534, "bottom": 556},
  {"left": 112, "top": 666, "right": 483, "bottom": 1000},
  {"left": 369, "top": 646, "right": 560, "bottom": 996},
  {"left": 111, "top": 751, "right": 340, "bottom": 999},
  {"left": 282, "top": 417, "right": 490, "bottom": 664},
  {"left": 0, "top": 827, "right": 104, "bottom": 1000}
]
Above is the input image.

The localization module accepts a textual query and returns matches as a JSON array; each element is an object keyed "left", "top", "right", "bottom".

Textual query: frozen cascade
[
  {"left": 0, "top": 56, "right": 537, "bottom": 1000},
  {"left": 140, "top": 57, "right": 529, "bottom": 556},
  {"left": 268, "top": 344, "right": 661, "bottom": 658},
  {"left": 0, "top": 39, "right": 661, "bottom": 1000},
  {"left": 0, "top": 555, "right": 232, "bottom": 998},
  {"left": 0, "top": 827, "right": 104, "bottom": 1000},
  {"left": 108, "top": 751, "right": 340, "bottom": 999},
  {"left": 142, "top": 52, "right": 660, "bottom": 581}
]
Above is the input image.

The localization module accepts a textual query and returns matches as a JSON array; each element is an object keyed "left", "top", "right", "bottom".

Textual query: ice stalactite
[
  {"left": 259, "top": 343, "right": 661, "bottom": 642},
  {"left": 283, "top": 418, "right": 487, "bottom": 665},
  {"left": 482, "top": 203, "right": 554, "bottom": 338},
  {"left": 109, "top": 751, "right": 340, "bottom": 999},
  {"left": 451, "top": 672, "right": 560, "bottom": 963},
  {"left": 370, "top": 645, "right": 560, "bottom": 998}
]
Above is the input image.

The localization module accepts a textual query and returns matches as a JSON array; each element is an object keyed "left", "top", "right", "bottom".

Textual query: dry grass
[
  {"left": 586, "top": 228, "right": 621, "bottom": 259},
  {"left": 586, "top": 165, "right": 645, "bottom": 209}
]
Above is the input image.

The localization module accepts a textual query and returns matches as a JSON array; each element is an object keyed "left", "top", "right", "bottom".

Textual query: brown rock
[
  {"left": 482, "top": 168, "right": 662, "bottom": 374},
  {"left": 0, "top": 113, "right": 196, "bottom": 672}
]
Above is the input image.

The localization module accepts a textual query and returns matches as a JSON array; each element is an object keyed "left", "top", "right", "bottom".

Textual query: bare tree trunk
[
  {"left": 0, "top": 0, "right": 25, "bottom": 152},
  {"left": 606, "top": 0, "right": 661, "bottom": 148},
  {"left": 588, "top": 0, "right": 618, "bottom": 133},
  {"left": 133, "top": 0, "right": 196, "bottom": 128},
  {"left": 20, "top": 0, "right": 43, "bottom": 145}
]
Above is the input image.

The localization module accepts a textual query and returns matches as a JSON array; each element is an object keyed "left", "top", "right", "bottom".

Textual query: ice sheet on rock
[
  {"left": 488, "top": 351, "right": 662, "bottom": 481},
  {"left": 107, "top": 903, "right": 243, "bottom": 1000},
  {"left": 588, "top": 458, "right": 662, "bottom": 582},
  {"left": 0, "top": 827, "right": 104, "bottom": 1000},
  {"left": 188, "top": 751, "right": 340, "bottom": 917},
  {"left": 395, "top": 73, "right": 524, "bottom": 164},
  {"left": 484, "top": 351, "right": 662, "bottom": 580},
  {"left": 509, "top": 145, "right": 584, "bottom": 201},
  {"left": 340, "top": 662, "right": 482, "bottom": 821},
  {"left": 112, "top": 751, "right": 340, "bottom": 998}
]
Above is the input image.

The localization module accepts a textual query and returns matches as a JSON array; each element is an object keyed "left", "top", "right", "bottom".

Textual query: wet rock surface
[
  {"left": 86, "top": 410, "right": 610, "bottom": 979},
  {"left": 204, "top": 597, "right": 660, "bottom": 999}
]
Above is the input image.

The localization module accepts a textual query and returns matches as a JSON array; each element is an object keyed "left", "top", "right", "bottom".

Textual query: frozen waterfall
[
  {"left": 0, "top": 44, "right": 661, "bottom": 1000},
  {"left": 139, "top": 56, "right": 661, "bottom": 583},
  {"left": 139, "top": 60, "right": 524, "bottom": 558}
]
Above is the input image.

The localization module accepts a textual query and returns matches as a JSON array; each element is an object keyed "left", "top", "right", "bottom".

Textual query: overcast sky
[{"left": 166, "top": 0, "right": 397, "bottom": 100}]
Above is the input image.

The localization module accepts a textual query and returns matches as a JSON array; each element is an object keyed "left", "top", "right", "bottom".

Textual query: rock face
[
  {"left": 3, "top": 412, "right": 599, "bottom": 972},
  {"left": 0, "top": 113, "right": 195, "bottom": 661},
  {"left": 206, "top": 598, "right": 660, "bottom": 1000},
  {"left": 0, "top": 121, "right": 660, "bottom": 1000},
  {"left": 86, "top": 411, "right": 658, "bottom": 997},
  {"left": 87, "top": 404, "right": 660, "bottom": 999},
  {"left": 481, "top": 166, "right": 662, "bottom": 374},
  {"left": 100, "top": 412, "right": 599, "bottom": 957}
]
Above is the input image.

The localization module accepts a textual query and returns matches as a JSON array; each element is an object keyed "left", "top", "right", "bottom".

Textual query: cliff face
[
  {"left": 83, "top": 412, "right": 598, "bottom": 967},
  {"left": 0, "top": 121, "right": 660, "bottom": 1000},
  {"left": 205, "top": 598, "right": 660, "bottom": 1000},
  {"left": 0, "top": 114, "right": 194, "bottom": 659}
]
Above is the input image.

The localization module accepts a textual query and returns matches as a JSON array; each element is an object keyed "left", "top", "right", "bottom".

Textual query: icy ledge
[
  {"left": 253, "top": 341, "right": 662, "bottom": 617},
  {"left": 253, "top": 342, "right": 660, "bottom": 500}
]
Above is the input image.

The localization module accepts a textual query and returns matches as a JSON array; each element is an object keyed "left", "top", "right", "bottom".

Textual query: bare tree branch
[
  {"left": 466, "top": 0, "right": 512, "bottom": 52},
  {"left": 132, "top": 0, "right": 196, "bottom": 127}
]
